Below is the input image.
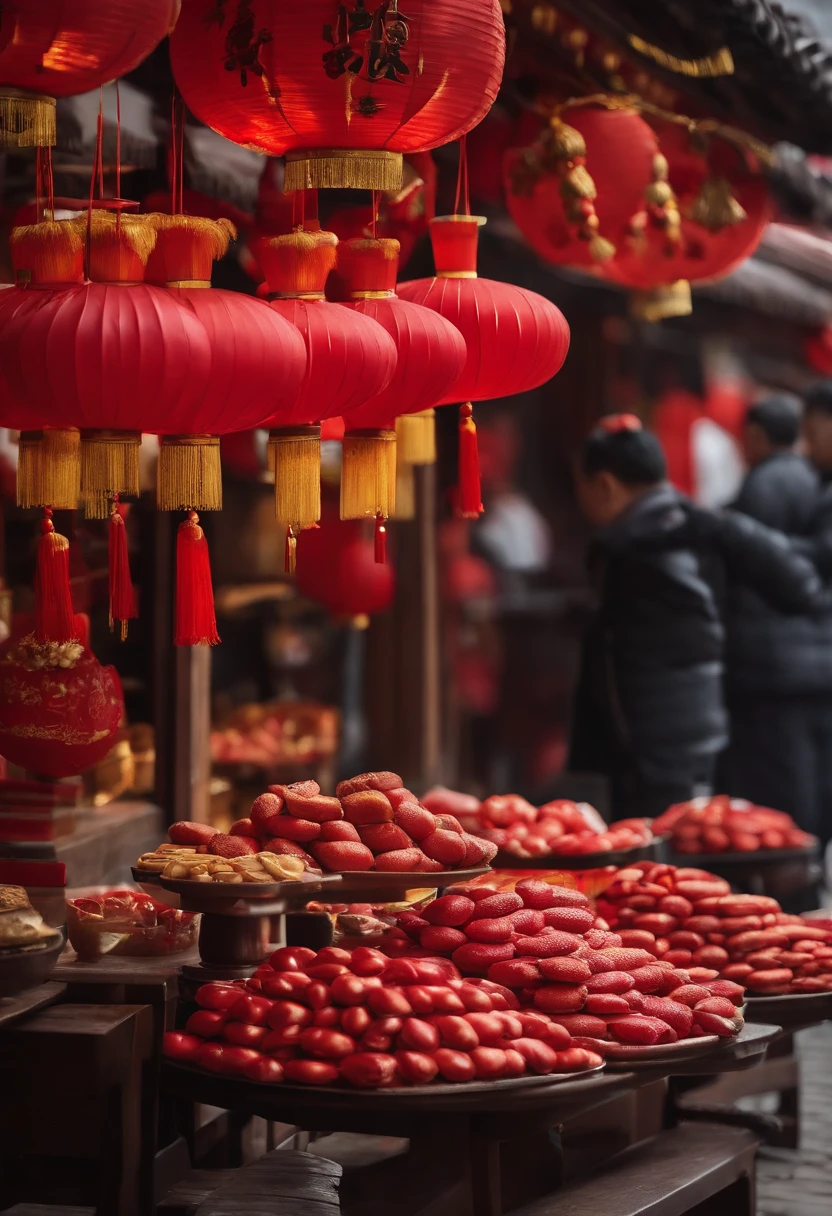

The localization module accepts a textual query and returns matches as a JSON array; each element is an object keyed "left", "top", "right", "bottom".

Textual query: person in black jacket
[
  {"left": 568, "top": 415, "right": 825, "bottom": 821},
  {"left": 719, "top": 395, "right": 832, "bottom": 839}
]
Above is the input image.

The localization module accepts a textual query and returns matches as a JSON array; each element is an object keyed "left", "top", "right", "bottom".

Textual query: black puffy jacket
[
  {"left": 725, "top": 453, "right": 832, "bottom": 696},
  {"left": 569, "top": 484, "right": 825, "bottom": 786}
]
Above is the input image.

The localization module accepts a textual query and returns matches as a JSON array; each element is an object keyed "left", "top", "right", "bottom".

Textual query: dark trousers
[{"left": 719, "top": 692, "right": 832, "bottom": 847}]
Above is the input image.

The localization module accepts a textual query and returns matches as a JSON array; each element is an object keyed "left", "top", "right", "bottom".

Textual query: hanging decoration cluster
[{"left": 170, "top": 0, "right": 506, "bottom": 192}]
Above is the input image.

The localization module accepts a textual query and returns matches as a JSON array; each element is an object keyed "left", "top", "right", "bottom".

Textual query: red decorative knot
[
  {"left": 188, "top": 510, "right": 199, "bottom": 524},
  {"left": 598, "top": 413, "right": 642, "bottom": 434},
  {"left": 40, "top": 508, "right": 55, "bottom": 535}
]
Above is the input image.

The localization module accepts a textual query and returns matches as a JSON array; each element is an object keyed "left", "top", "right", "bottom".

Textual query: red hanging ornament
[
  {"left": 170, "top": 0, "right": 505, "bottom": 192},
  {"left": 108, "top": 501, "right": 137, "bottom": 642},
  {"left": 398, "top": 215, "right": 571, "bottom": 517},
  {"left": 0, "top": 0, "right": 178, "bottom": 148},
  {"left": 256, "top": 229, "right": 397, "bottom": 548},
  {"left": 175, "top": 511, "right": 220, "bottom": 647},
  {"left": 504, "top": 107, "right": 661, "bottom": 269},
  {"left": 337, "top": 236, "right": 466, "bottom": 532},
  {"left": 35, "top": 511, "right": 75, "bottom": 645},
  {"left": 295, "top": 498, "right": 394, "bottom": 617}
]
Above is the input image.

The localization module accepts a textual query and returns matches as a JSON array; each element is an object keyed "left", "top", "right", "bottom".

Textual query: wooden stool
[
  {"left": 0, "top": 1003, "right": 154, "bottom": 1216},
  {"left": 509, "top": 1122, "right": 758, "bottom": 1216},
  {"left": 156, "top": 1149, "right": 341, "bottom": 1216}
]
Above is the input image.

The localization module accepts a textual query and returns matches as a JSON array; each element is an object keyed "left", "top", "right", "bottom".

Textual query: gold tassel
[
  {"left": 81, "top": 431, "right": 141, "bottom": 519},
  {"left": 17, "top": 429, "right": 80, "bottom": 509},
  {"left": 630, "top": 280, "right": 693, "bottom": 322},
  {"left": 284, "top": 150, "right": 403, "bottom": 193},
  {"left": 589, "top": 234, "right": 616, "bottom": 262},
  {"left": 687, "top": 177, "right": 747, "bottom": 231},
  {"left": 547, "top": 118, "right": 586, "bottom": 161},
  {"left": 269, "top": 425, "right": 322, "bottom": 529},
  {"left": 396, "top": 411, "right": 436, "bottom": 466},
  {"left": 392, "top": 459, "right": 416, "bottom": 521},
  {"left": 627, "top": 36, "right": 734, "bottom": 78},
  {"left": 0, "top": 90, "right": 56, "bottom": 149},
  {"left": 340, "top": 430, "right": 397, "bottom": 521},
  {"left": 560, "top": 164, "right": 597, "bottom": 200},
  {"left": 157, "top": 435, "right": 222, "bottom": 512}
]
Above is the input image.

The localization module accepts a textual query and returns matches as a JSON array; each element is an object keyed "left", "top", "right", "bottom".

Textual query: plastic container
[{"left": 65, "top": 889, "right": 198, "bottom": 958}]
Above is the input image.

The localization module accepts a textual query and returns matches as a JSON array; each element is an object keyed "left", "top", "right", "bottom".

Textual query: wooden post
[
  {"left": 417, "top": 462, "right": 442, "bottom": 787},
  {"left": 174, "top": 645, "right": 212, "bottom": 824}
]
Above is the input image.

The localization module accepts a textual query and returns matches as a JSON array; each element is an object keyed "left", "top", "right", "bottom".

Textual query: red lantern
[
  {"left": 295, "top": 499, "right": 394, "bottom": 618},
  {"left": 504, "top": 107, "right": 661, "bottom": 269},
  {"left": 602, "top": 128, "right": 772, "bottom": 320},
  {"left": 170, "top": 0, "right": 505, "bottom": 192},
  {"left": 337, "top": 236, "right": 466, "bottom": 538},
  {"left": 0, "top": 0, "right": 179, "bottom": 148},
  {"left": 397, "top": 215, "right": 570, "bottom": 516},
  {"left": 256, "top": 229, "right": 397, "bottom": 559}
]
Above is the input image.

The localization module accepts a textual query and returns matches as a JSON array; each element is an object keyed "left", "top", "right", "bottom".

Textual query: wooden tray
[
  {"left": 163, "top": 1059, "right": 605, "bottom": 1116},
  {"left": 0, "top": 929, "right": 65, "bottom": 998},
  {"left": 331, "top": 866, "right": 491, "bottom": 900},
  {"left": 132, "top": 868, "right": 340, "bottom": 913},
  {"left": 745, "top": 989, "right": 832, "bottom": 1028},
  {"left": 668, "top": 841, "right": 820, "bottom": 868},
  {"left": 603, "top": 1035, "right": 721, "bottom": 1062},
  {"left": 603, "top": 1022, "right": 779, "bottom": 1073},
  {"left": 494, "top": 837, "right": 666, "bottom": 872}
]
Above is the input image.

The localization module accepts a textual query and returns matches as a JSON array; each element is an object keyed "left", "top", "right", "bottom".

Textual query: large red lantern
[
  {"left": 170, "top": 0, "right": 506, "bottom": 193},
  {"left": 144, "top": 214, "right": 307, "bottom": 513},
  {"left": 504, "top": 108, "right": 661, "bottom": 270},
  {"left": 338, "top": 236, "right": 466, "bottom": 533},
  {"left": 397, "top": 215, "right": 571, "bottom": 516},
  {"left": 295, "top": 498, "right": 394, "bottom": 618},
  {"left": 256, "top": 229, "right": 397, "bottom": 557},
  {"left": 0, "top": 1, "right": 179, "bottom": 148},
  {"left": 602, "top": 126, "right": 772, "bottom": 320}
]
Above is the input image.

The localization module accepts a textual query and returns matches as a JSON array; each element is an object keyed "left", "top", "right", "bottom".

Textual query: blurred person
[
  {"left": 569, "top": 415, "right": 824, "bottom": 820},
  {"left": 719, "top": 395, "right": 828, "bottom": 837}
]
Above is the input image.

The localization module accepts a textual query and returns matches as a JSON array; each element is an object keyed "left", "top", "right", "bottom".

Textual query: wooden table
[
  {"left": 604, "top": 1023, "right": 780, "bottom": 1075},
  {"left": 0, "top": 981, "right": 66, "bottom": 1029}
]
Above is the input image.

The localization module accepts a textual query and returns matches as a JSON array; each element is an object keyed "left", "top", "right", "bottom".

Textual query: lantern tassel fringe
[
  {"left": 18, "top": 429, "right": 80, "bottom": 510},
  {"left": 82, "top": 432, "right": 141, "bottom": 519},
  {"left": 35, "top": 516, "right": 76, "bottom": 644},
  {"left": 631, "top": 280, "right": 693, "bottom": 322},
  {"left": 109, "top": 507, "right": 136, "bottom": 642},
  {"left": 393, "top": 460, "right": 416, "bottom": 521},
  {"left": 457, "top": 404, "right": 483, "bottom": 519},
  {"left": 284, "top": 150, "right": 403, "bottom": 194},
  {"left": 340, "top": 431, "right": 397, "bottom": 521},
  {"left": 0, "top": 91, "right": 56, "bottom": 150},
  {"left": 175, "top": 512, "right": 220, "bottom": 647},
  {"left": 285, "top": 526, "right": 297, "bottom": 576},
  {"left": 270, "top": 427, "right": 321, "bottom": 530},
  {"left": 145, "top": 213, "right": 237, "bottom": 260},
  {"left": 158, "top": 436, "right": 222, "bottom": 512},
  {"left": 687, "top": 176, "right": 747, "bottom": 231},
  {"left": 396, "top": 410, "right": 436, "bottom": 465}
]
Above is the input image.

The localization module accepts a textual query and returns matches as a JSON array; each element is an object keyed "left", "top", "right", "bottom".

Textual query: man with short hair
[{"left": 569, "top": 415, "right": 823, "bottom": 820}]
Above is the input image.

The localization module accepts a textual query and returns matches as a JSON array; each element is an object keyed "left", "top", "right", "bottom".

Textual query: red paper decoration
[
  {"left": 338, "top": 236, "right": 466, "bottom": 528},
  {"left": 0, "top": 0, "right": 179, "bottom": 148},
  {"left": 170, "top": 0, "right": 505, "bottom": 192},
  {"left": 397, "top": 215, "right": 570, "bottom": 516},
  {"left": 602, "top": 127, "right": 772, "bottom": 320},
  {"left": 504, "top": 107, "right": 661, "bottom": 269},
  {"left": 256, "top": 229, "right": 397, "bottom": 556},
  {"left": 295, "top": 499, "right": 394, "bottom": 618}
]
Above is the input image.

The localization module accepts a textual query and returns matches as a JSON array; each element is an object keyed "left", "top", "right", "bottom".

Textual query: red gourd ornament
[
  {"left": 295, "top": 498, "right": 394, "bottom": 618},
  {"left": 256, "top": 229, "right": 397, "bottom": 568},
  {"left": 0, "top": 0, "right": 178, "bottom": 148},
  {"left": 398, "top": 215, "right": 571, "bottom": 517},
  {"left": 338, "top": 236, "right": 466, "bottom": 545},
  {"left": 170, "top": 0, "right": 505, "bottom": 192}
]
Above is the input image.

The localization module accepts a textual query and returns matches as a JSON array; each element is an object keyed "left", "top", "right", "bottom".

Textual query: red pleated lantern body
[
  {"left": 339, "top": 237, "right": 466, "bottom": 523},
  {"left": 296, "top": 499, "right": 394, "bottom": 618},
  {"left": 257, "top": 230, "right": 396, "bottom": 540},
  {"left": 602, "top": 129, "right": 772, "bottom": 320},
  {"left": 504, "top": 108, "right": 661, "bottom": 269},
  {"left": 170, "top": 0, "right": 505, "bottom": 193},
  {"left": 144, "top": 215, "right": 308, "bottom": 512},
  {"left": 0, "top": 0, "right": 179, "bottom": 147},
  {"left": 0, "top": 215, "right": 216, "bottom": 513},
  {"left": 398, "top": 215, "right": 570, "bottom": 516}
]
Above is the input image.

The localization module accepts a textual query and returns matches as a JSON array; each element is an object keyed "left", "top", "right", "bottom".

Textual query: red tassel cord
[
  {"left": 457, "top": 403, "right": 483, "bottom": 519},
  {"left": 285, "top": 525, "right": 297, "bottom": 575},
  {"left": 35, "top": 511, "right": 76, "bottom": 643},
  {"left": 109, "top": 501, "right": 137, "bottom": 641},
  {"left": 175, "top": 511, "right": 220, "bottom": 647},
  {"left": 374, "top": 514, "right": 387, "bottom": 565}
]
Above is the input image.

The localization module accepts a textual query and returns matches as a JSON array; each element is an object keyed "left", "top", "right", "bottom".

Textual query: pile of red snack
[
  {"left": 597, "top": 861, "right": 832, "bottom": 995},
  {"left": 387, "top": 879, "right": 744, "bottom": 1052},
  {"left": 163, "top": 944, "right": 602, "bottom": 1088},
  {"left": 169, "top": 772, "right": 498, "bottom": 875},
  {"left": 422, "top": 788, "right": 653, "bottom": 860},
  {"left": 654, "top": 796, "right": 815, "bottom": 854}
]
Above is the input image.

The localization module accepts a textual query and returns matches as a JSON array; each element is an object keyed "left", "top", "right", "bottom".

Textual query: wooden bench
[
  {"left": 509, "top": 1122, "right": 758, "bottom": 1216},
  {"left": 157, "top": 1149, "right": 341, "bottom": 1216}
]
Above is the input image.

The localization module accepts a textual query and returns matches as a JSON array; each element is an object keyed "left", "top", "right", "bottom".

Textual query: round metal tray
[
  {"left": 0, "top": 929, "right": 65, "bottom": 999},
  {"left": 494, "top": 836, "right": 666, "bottom": 872},
  {"left": 668, "top": 841, "right": 820, "bottom": 868},
  {"left": 603, "top": 1034, "right": 721, "bottom": 1062}
]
